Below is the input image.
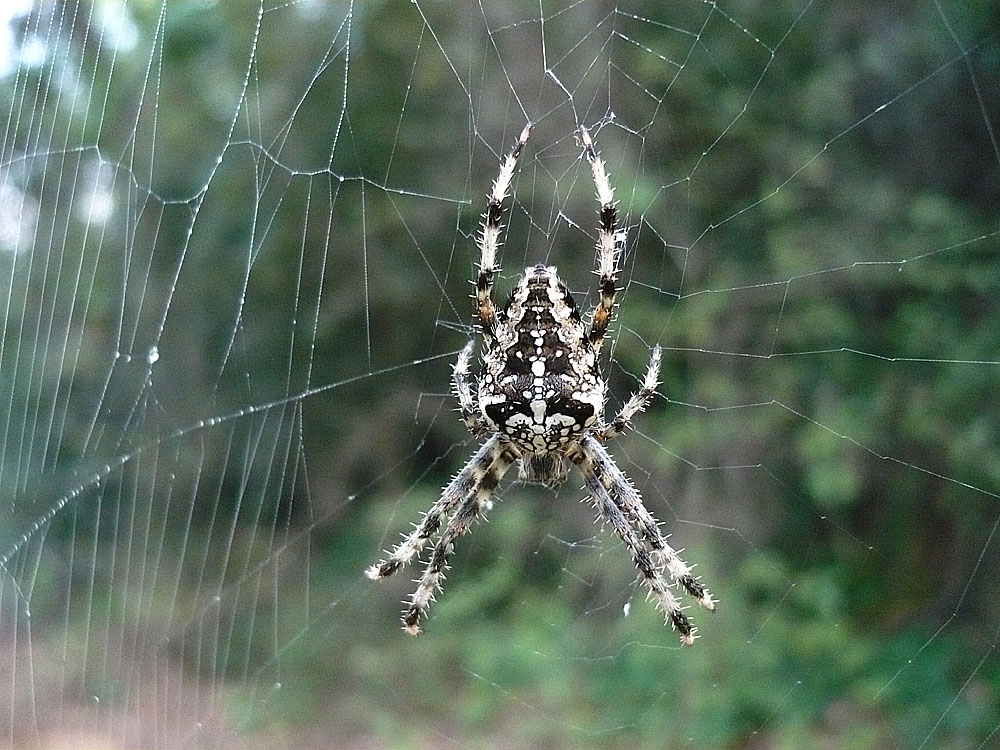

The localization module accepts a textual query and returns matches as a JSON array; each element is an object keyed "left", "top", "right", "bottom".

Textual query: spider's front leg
[
  {"left": 366, "top": 436, "right": 508, "bottom": 581},
  {"left": 402, "top": 441, "right": 517, "bottom": 634},
  {"left": 572, "top": 440, "right": 693, "bottom": 645},
  {"left": 583, "top": 436, "right": 715, "bottom": 616},
  {"left": 572, "top": 436, "right": 714, "bottom": 645},
  {"left": 475, "top": 123, "right": 531, "bottom": 343}
]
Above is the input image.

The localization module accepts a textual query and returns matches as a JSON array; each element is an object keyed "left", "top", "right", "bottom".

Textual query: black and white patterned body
[
  {"left": 478, "top": 265, "right": 604, "bottom": 477},
  {"left": 367, "top": 124, "right": 715, "bottom": 645}
]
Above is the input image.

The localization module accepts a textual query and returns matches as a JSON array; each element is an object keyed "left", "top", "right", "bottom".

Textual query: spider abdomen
[{"left": 478, "top": 265, "right": 605, "bottom": 453}]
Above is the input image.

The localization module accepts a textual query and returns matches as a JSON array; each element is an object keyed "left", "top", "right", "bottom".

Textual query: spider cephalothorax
[{"left": 367, "top": 123, "right": 715, "bottom": 644}]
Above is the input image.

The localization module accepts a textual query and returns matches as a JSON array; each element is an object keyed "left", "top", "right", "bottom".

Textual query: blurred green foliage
[{"left": 2, "top": 1, "right": 999, "bottom": 748}]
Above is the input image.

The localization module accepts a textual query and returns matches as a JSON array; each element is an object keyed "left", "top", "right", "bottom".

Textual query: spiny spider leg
[
  {"left": 453, "top": 340, "right": 487, "bottom": 435},
  {"left": 476, "top": 123, "right": 532, "bottom": 343},
  {"left": 366, "top": 436, "right": 510, "bottom": 581},
  {"left": 579, "top": 126, "right": 622, "bottom": 353},
  {"left": 571, "top": 438, "right": 696, "bottom": 645},
  {"left": 403, "top": 443, "right": 518, "bottom": 634},
  {"left": 368, "top": 125, "right": 716, "bottom": 641},
  {"left": 597, "top": 345, "right": 662, "bottom": 441},
  {"left": 581, "top": 436, "right": 715, "bottom": 616}
]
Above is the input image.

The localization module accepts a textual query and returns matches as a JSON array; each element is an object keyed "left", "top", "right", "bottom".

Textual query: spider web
[{"left": 1, "top": 1, "right": 998, "bottom": 747}]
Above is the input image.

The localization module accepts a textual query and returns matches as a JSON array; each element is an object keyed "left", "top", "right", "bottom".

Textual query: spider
[{"left": 366, "top": 123, "right": 715, "bottom": 644}]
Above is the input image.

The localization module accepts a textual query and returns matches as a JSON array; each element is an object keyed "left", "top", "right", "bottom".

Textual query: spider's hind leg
[
  {"left": 579, "top": 126, "right": 623, "bottom": 353},
  {"left": 476, "top": 123, "right": 532, "bottom": 343}
]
